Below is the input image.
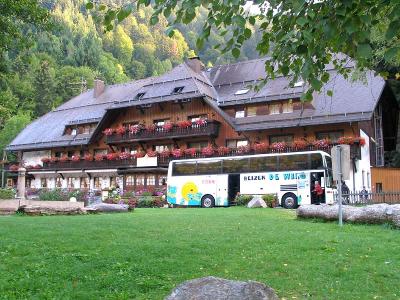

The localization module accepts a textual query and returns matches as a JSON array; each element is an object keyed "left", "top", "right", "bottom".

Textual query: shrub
[
  {"left": 262, "top": 194, "right": 278, "bottom": 208},
  {"left": 39, "top": 189, "right": 65, "bottom": 201},
  {"left": 0, "top": 188, "right": 15, "bottom": 199},
  {"left": 234, "top": 194, "right": 253, "bottom": 206}
]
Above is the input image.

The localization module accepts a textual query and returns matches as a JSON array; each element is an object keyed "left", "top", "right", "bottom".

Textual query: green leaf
[
  {"left": 296, "top": 17, "right": 308, "bottom": 27},
  {"left": 150, "top": 15, "right": 159, "bottom": 26},
  {"left": 85, "top": 2, "right": 94, "bottom": 9},
  {"left": 165, "top": 27, "right": 176, "bottom": 37},
  {"left": 357, "top": 43, "right": 372, "bottom": 59},
  {"left": 99, "top": 4, "right": 106, "bottom": 11},
  {"left": 327, "top": 90, "right": 333, "bottom": 97},
  {"left": 384, "top": 47, "right": 400, "bottom": 61},
  {"left": 386, "top": 21, "right": 400, "bottom": 40},
  {"left": 232, "top": 48, "right": 240, "bottom": 58},
  {"left": 117, "top": 8, "right": 132, "bottom": 22},
  {"left": 244, "top": 28, "right": 252, "bottom": 39}
]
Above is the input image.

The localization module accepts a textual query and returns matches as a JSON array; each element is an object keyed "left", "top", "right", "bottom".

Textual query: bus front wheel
[
  {"left": 201, "top": 195, "right": 215, "bottom": 208},
  {"left": 282, "top": 193, "right": 298, "bottom": 209}
]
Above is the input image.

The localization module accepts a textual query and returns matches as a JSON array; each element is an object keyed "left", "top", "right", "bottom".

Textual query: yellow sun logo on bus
[{"left": 181, "top": 182, "right": 198, "bottom": 202}]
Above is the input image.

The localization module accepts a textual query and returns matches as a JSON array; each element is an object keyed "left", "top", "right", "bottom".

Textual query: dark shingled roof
[{"left": 7, "top": 57, "right": 387, "bottom": 151}]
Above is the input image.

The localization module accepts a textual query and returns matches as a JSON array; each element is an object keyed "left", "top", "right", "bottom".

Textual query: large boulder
[
  {"left": 165, "top": 276, "right": 278, "bottom": 300},
  {"left": 88, "top": 203, "right": 129, "bottom": 213},
  {"left": 297, "top": 204, "right": 400, "bottom": 227},
  {"left": 19, "top": 205, "right": 85, "bottom": 216},
  {"left": 247, "top": 196, "right": 267, "bottom": 208}
]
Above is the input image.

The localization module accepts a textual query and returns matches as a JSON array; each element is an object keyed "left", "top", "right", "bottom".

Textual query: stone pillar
[{"left": 17, "top": 167, "right": 26, "bottom": 199}]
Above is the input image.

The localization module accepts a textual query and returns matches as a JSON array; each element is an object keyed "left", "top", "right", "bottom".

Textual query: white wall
[{"left": 22, "top": 150, "right": 50, "bottom": 166}]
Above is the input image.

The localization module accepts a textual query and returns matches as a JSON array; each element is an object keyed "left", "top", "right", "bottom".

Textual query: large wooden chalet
[{"left": 5, "top": 57, "right": 398, "bottom": 193}]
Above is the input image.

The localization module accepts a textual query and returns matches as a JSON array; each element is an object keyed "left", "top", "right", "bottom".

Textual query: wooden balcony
[
  {"left": 105, "top": 120, "right": 221, "bottom": 144},
  {"left": 35, "top": 142, "right": 362, "bottom": 172}
]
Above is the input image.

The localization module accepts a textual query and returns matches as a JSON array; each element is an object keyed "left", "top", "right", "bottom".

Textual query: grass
[{"left": 0, "top": 208, "right": 399, "bottom": 300}]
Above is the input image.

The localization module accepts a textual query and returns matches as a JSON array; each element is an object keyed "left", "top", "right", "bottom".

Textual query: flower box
[
  {"left": 201, "top": 146, "right": 214, "bottom": 157},
  {"left": 217, "top": 146, "right": 230, "bottom": 156},
  {"left": 271, "top": 142, "right": 286, "bottom": 151},
  {"left": 71, "top": 155, "right": 81, "bottom": 162},
  {"left": 184, "top": 148, "right": 197, "bottom": 157},
  {"left": 253, "top": 143, "right": 268, "bottom": 153},
  {"left": 172, "top": 149, "right": 183, "bottom": 158},
  {"left": 160, "top": 149, "right": 171, "bottom": 158},
  {"left": 146, "top": 124, "right": 157, "bottom": 132},
  {"left": 84, "top": 154, "right": 93, "bottom": 161},
  {"left": 177, "top": 120, "right": 192, "bottom": 129},
  {"left": 162, "top": 122, "right": 173, "bottom": 132},
  {"left": 115, "top": 126, "right": 126, "bottom": 135},
  {"left": 292, "top": 140, "right": 308, "bottom": 150},
  {"left": 94, "top": 154, "right": 105, "bottom": 161},
  {"left": 146, "top": 150, "right": 157, "bottom": 157},
  {"left": 103, "top": 128, "right": 114, "bottom": 136}
]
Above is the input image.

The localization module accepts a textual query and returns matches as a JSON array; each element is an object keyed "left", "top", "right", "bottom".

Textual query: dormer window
[
  {"left": 71, "top": 129, "right": 77, "bottom": 136},
  {"left": 135, "top": 92, "right": 146, "bottom": 100},
  {"left": 172, "top": 86, "right": 184, "bottom": 94},
  {"left": 294, "top": 81, "right": 304, "bottom": 87},
  {"left": 234, "top": 88, "right": 249, "bottom": 95}
]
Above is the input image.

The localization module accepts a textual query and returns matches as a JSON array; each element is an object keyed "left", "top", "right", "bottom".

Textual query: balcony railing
[
  {"left": 105, "top": 120, "right": 221, "bottom": 144},
  {"left": 33, "top": 142, "right": 362, "bottom": 172}
]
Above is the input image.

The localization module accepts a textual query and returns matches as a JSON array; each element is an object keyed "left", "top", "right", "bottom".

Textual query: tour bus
[{"left": 166, "top": 151, "right": 334, "bottom": 208}]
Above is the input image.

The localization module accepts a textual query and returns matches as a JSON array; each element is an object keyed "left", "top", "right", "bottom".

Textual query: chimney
[
  {"left": 93, "top": 79, "right": 105, "bottom": 98},
  {"left": 186, "top": 56, "right": 204, "bottom": 73}
]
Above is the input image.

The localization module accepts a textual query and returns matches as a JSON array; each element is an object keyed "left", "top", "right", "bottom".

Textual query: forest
[{"left": 0, "top": 0, "right": 260, "bottom": 156}]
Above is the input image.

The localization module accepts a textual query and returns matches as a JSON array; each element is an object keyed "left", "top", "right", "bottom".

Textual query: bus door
[
  {"left": 310, "top": 171, "right": 325, "bottom": 204},
  {"left": 228, "top": 174, "right": 240, "bottom": 204},
  {"left": 215, "top": 174, "right": 229, "bottom": 206},
  {"left": 296, "top": 172, "right": 311, "bottom": 205}
]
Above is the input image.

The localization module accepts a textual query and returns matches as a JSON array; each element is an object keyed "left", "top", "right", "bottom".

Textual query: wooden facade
[{"left": 371, "top": 167, "right": 400, "bottom": 192}]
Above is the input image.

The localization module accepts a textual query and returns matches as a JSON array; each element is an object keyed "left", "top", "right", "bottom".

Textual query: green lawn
[{"left": 0, "top": 208, "right": 399, "bottom": 299}]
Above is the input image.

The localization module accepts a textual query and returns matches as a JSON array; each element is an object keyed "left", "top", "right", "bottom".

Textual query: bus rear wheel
[
  {"left": 201, "top": 195, "right": 215, "bottom": 208},
  {"left": 282, "top": 193, "right": 298, "bottom": 209}
]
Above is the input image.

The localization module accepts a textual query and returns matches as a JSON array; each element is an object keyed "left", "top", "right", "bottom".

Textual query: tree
[
  {"left": 87, "top": 0, "right": 400, "bottom": 100},
  {"left": 56, "top": 66, "right": 96, "bottom": 102},
  {"left": 0, "top": 112, "right": 31, "bottom": 156},
  {"left": 33, "top": 60, "right": 57, "bottom": 117},
  {"left": 0, "top": 0, "right": 50, "bottom": 52},
  {"left": 113, "top": 26, "right": 134, "bottom": 66}
]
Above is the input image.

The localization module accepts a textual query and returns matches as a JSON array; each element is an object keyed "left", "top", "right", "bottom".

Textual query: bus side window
[
  {"left": 197, "top": 160, "right": 222, "bottom": 175},
  {"left": 310, "top": 153, "right": 324, "bottom": 169},
  {"left": 172, "top": 162, "right": 196, "bottom": 176},
  {"left": 222, "top": 158, "right": 249, "bottom": 173},
  {"left": 249, "top": 156, "right": 277, "bottom": 172},
  {"left": 278, "top": 154, "right": 307, "bottom": 171}
]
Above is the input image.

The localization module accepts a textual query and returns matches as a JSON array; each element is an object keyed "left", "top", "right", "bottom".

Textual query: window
[
  {"left": 226, "top": 139, "right": 248, "bottom": 148},
  {"left": 187, "top": 141, "right": 208, "bottom": 150},
  {"left": 310, "top": 153, "right": 324, "bottom": 169},
  {"left": 189, "top": 114, "right": 207, "bottom": 122},
  {"left": 94, "top": 177, "right": 101, "bottom": 188},
  {"left": 154, "top": 119, "right": 170, "bottom": 126},
  {"left": 172, "top": 86, "right": 184, "bottom": 94},
  {"left": 110, "top": 177, "right": 116, "bottom": 188},
  {"left": 278, "top": 154, "right": 308, "bottom": 171},
  {"left": 269, "top": 103, "right": 280, "bottom": 115},
  {"left": 234, "top": 88, "right": 250, "bottom": 95},
  {"left": 269, "top": 135, "right": 294, "bottom": 144},
  {"left": 376, "top": 183, "right": 382, "bottom": 193},
  {"left": 155, "top": 145, "right": 171, "bottom": 152},
  {"left": 247, "top": 106, "right": 257, "bottom": 117},
  {"left": 126, "top": 175, "right": 134, "bottom": 186},
  {"left": 136, "top": 175, "right": 145, "bottom": 185},
  {"left": 55, "top": 152, "right": 64, "bottom": 158},
  {"left": 235, "top": 109, "right": 245, "bottom": 118},
  {"left": 94, "top": 149, "right": 108, "bottom": 155},
  {"left": 249, "top": 156, "right": 278, "bottom": 172},
  {"left": 316, "top": 131, "right": 343, "bottom": 142},
  {"left": 71, "top": 128, "right": 77, "bottom": 136},
  {"left": 67, "top": 178, "right": 75, "bottom": 188},
  {"left": 294, "top": 81, "right": 304, "bottom": 87},
  {"left": 40, "top": 178, "right": 47, "bottom": 188},
  {"left": 80, "top": 177, "right": 89, "bottom": 189},
  {"left": 123, "top": 121, "right": 139, "bottom": 128},
  {"left": 222, "top": 158, "right": 249, "bottom": 173},
  {"left": 135, "top": 92, "right": 146, "bottom": 100},
  {"left": 159, "top": 175, "right": 167, "bottom": 186},
  {"left": 282, "top": 102, "right": 293, "bottom": 114},
  {"left": 362, "top": 170, "right": 365, "bottom": 187},
  {"left": 83, "top": 125, "right": 90, "bottom": 134},
  {"left": 147, "top": 175, "right": 156, "bottom": 186},
  {"left": 197, "top": 160, "right": 222, "bottom": 175},
  {"left": 172, "top": 162, "right": 197, "bottom": 176}
]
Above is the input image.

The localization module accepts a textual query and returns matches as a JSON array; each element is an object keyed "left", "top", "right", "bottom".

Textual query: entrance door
[
  {"left": 228, "top": 174, "right": 240, "bottom": 204},
  {"left": 310, "top": 171, "right": 325, "bottom": 204}
]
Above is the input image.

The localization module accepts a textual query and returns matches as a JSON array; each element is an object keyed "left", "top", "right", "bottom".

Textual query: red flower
[
  {"left": 147, "top": 150, "right": 157, "bottom": 157},
  {"left": 337, "top": 136, "right": 355, "bottom": 145},
  {"left": 201, "top": 146, "right": 214, "bottom": 157},
  {"left": 160, "top": 149, "right": 171, "bottom": 158},
  {"left": 177, "top": 120, "right": 192, "bottom": 129},
  {"left": 115, "top": 126, "right": 126, "bottom": 135},
  {"left": 271, "top": 142, "right": 286, "bottom": 151},
  {"left": 106, "top": 153, "right": 119, "bottom": 161},
  {"left": 84, "top": 154, "right": 93, "bottom": 161},
  {"left": 162, "top": 122, "right": 174, "bottom": 132},
  {"left": 103, "top": 128, "right": 114, "bottom": 136},
  {"left": 50, "top": 157, "right": 59, "bottom": 163},
  {"left": 195, "top": 119, "right": 207, "bottom": 126},
  {"left": 184, "top": 148, "right": 197, "bottom": 157},
  {"left": 357, "top": 137, "right": 366, "bottom": 146},
  {"left": 172, "top": 149, "right": 183, "bottom": 158},
  {"left": 71, "top": 155, "right": 81, "bottom": 162},
  {"left": 147, "top": 124, "right": 157, "bottom": 132},
  {"left": 292, "top": 140, "right": 308, "bottom": 149},
  {"left": 253, "top": 143, "right": 268, "bottom": 153},
  {"left": 94, "top": 154, "right": 104, "bottom": 161},
  {"left": 312, "top": 139, "right": 329, "bottom": 149},
  {"left": 129, "top": 124, "right": 142, "bottom": 134},
  {"left": 41, "top": 157, "right": 50, "bottom": 163},
  {"left": 59, "top": 156, "right": 69, "bottom": 162},
  {"left": 217, "top": 146, "right": 230, "bottom": 156},
  {"left": 119, "top": 152, "right": 131, "bottom": 160},
  {"left": 134, "top": 151, "right": 145, "bottom": 159}
]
